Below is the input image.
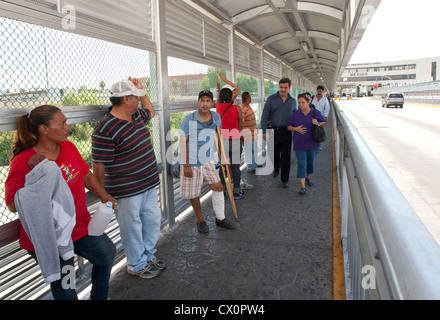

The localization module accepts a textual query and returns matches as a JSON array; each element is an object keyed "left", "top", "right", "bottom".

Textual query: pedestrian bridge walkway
[
  {"left": 4, "top": 0, "right": 440, "bottom": 301},
  {"left": 107, "top": 130, "right": 340, "bottom": 300}
]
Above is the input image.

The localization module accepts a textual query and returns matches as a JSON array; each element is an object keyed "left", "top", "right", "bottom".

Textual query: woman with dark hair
[
  {"left": 287, "top": 94, "right": 327, "bottom": 195},
  {"left": 216, "top": 73, "right": 245, "bottom": 200},
  {"left": 5, "top": 105, "right": 116, "bottom": 300},
  {"left": 215, "top": 74, "right": 245, "bottom": 199}
]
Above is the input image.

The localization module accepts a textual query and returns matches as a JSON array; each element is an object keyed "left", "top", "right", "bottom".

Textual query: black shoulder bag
[
  {"left": 221, "top": 103, "right": 234, "bottom": 118},
  {"left": 312, "top": 109, "right": 326, "bottom": 143}
]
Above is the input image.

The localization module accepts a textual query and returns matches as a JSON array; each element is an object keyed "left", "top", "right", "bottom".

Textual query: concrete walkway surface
[{"left": 108, "top": 132, "right": 335, "bottom": 300}]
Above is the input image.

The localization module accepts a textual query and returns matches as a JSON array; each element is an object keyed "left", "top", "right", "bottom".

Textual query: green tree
[
  {"left": 200, "top": 68, "right": 259, "bottom": 97},
  {"left": 143, "top": 77, "right": 151, "bottom": 91},
  {"left": 199, "top": 66, "right": 227, "bottom": 91},
  {"left": 171, "top": 79, "right": 179, "bottom": 95},
  {"left": 264, "top": 80, "right": 278, "bottom": 96},
  {"left": 236, "top": 74, "right": 258, "bottom": 95},
  {"left": 61, "top": 86, "right": 105, "bottom": 106}
]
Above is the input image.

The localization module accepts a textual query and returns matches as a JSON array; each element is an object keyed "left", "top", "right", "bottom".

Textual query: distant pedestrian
[
  {"left": 311, "top": 85, "right": 330, "bottom": 150},
  {"left": 311, "top": 85, "right": 330, "bottom": 120}
]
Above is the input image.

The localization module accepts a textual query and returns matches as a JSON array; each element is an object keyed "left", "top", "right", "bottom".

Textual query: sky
[{"left": 349, "top": 0, "right": 440, "bottom": 64}]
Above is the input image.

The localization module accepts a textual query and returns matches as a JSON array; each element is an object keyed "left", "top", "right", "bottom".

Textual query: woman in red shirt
[
  {"left": 215, "top": 75, "right": 245, "bottom": 199},
  {"left": 5, "top": 105, "right": 116, "bottom": 300}
]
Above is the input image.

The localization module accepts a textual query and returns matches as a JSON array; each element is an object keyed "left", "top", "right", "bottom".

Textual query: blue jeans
[
  {"left": 28, "top": 233, "right": 116, "bottom": 300},
  {"left": 243, "top": 139, "right": 258, "bottom": 172},
  {"left": 116, "top": 188, "right": 161, "bottom": 272},
  {"left": 74, "top": 234, "right": 116, "bottom": 300},
  {"left": 295, "top": 147, "right": 320, "bottom": 179}
]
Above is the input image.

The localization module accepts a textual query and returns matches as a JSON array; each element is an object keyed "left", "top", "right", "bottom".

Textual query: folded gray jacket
[{"left": 15, "top": 158, "right": 76, "bottom": 284}]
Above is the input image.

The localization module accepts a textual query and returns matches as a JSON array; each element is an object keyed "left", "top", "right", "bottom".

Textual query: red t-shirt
[
  {"left": 5, "top": 141, "right": 91, "bottom": 251},
  {"left": 216, "top": 102, "right": 241, "bottom": 139}
]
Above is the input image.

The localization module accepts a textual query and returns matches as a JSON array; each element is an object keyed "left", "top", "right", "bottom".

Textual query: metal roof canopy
[
  {"left": 0, "top": 0, "right": 381, "bottom": 92},
  {"left": 188, "top": 0, "right": 381, "bottom": 92}
]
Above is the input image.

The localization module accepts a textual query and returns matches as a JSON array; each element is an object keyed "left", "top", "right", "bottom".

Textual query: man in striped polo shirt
[{"left": 91, "top": 78, "right": 165, "bottom": 279}]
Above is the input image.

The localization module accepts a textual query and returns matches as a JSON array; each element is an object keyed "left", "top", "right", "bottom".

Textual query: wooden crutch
[{"left": 215, "top": 126, "right": 238, "bottom": 219}]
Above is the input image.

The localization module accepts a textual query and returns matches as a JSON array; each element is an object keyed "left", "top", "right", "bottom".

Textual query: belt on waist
[{"left": 272, "top": 126, "right": 287, "bottom": 130}]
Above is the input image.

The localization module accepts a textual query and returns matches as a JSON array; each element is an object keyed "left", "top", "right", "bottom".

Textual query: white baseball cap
[
  {"left": 222, "top": 84, "right": 235, "bottom": 91},
  {"left": 110, "top": 79, "right": 146, "bottom": 97}
]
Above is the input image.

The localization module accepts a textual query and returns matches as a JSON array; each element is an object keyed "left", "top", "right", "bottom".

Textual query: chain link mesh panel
[{"left": 0, "top": 16, "right": 159, "bottom": 226}]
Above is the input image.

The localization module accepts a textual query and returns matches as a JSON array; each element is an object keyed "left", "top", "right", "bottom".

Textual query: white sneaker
[{"left": 241, "top": 182, "right": 254, "bottom": 190}]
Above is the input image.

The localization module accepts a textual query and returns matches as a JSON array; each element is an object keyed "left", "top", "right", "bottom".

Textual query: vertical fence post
[{"left": 154, "top": 0, "right": 175, "bottom": 229}]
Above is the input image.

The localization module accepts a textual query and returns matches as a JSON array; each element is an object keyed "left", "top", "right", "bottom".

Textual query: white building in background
[{"left": 337, "top": 56, "right": 440, "bottom": 95}]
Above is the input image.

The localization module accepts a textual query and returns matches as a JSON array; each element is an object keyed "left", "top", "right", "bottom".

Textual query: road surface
[{"left": 338, "top": 98, "right": 440, "bottom": 245}]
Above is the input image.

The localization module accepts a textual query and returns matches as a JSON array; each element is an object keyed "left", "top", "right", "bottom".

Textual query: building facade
[
  {"left": 337, "top": 56, "right": 440, "bottom": 95},
  {"left": 168, "top": 73, "right": 206, "bottom": 99}
]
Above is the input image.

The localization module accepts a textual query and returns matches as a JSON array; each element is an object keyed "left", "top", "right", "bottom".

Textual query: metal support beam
[
  {"left": 229, "top": 25, "right": 236, "bottom": 83},
  {"left": 154, "top": 0, "right": 176, "bottom": 228}
]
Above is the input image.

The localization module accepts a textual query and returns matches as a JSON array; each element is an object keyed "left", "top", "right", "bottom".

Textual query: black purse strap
[{"left": 221, "top": 103, "right": 234, "bottom": 118}]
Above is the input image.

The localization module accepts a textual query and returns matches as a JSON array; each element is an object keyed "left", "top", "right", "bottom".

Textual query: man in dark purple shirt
[{"left": 260, "top": 78, "right": 297, "bottom": 188}]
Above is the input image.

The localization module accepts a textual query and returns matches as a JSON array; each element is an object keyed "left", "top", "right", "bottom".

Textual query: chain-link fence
[
  {"left": 0, "top": 15, "right": 291, "bottom": 225},
  {"left": 0, "top": 16, "right": 161, "bottom": 226},
  {"left": 0, "top": 19, "right": 305, "bottom": 224},
  {"left": 0, "top": 14, "right": 163, "bottom": 299}
]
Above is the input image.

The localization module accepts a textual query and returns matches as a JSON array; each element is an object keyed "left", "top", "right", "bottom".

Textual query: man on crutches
[{"left": 179, "top": 90, "right": 236, "bottom": 233}]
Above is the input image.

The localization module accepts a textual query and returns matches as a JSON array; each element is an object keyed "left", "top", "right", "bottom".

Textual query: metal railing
[
  {"left": 332, "top": 99, "right": 440, "bottom": 299},
  {"left": 373, "top": 80, "right": 440, "bottom": 105}
]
